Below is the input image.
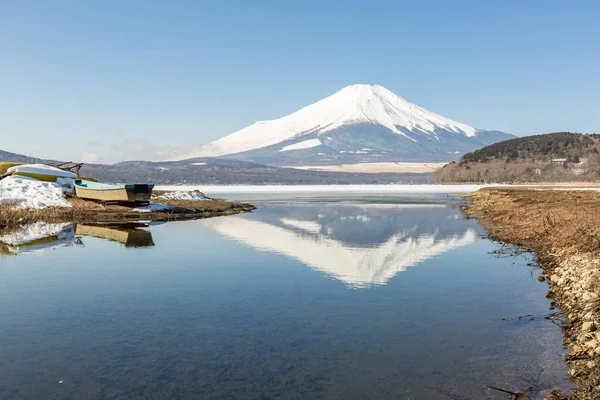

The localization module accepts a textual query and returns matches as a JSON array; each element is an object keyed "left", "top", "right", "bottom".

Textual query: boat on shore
[
  {"left": 3, "top": 163, "right": 77, "bottom": 182},
  {"left": 74, "top": 179, "right": 154, "bottom": 203}
]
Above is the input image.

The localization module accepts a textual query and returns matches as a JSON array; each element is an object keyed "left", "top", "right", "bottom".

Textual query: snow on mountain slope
[{"left": 186, "top": 84, "right": 514, "bottom": 165}]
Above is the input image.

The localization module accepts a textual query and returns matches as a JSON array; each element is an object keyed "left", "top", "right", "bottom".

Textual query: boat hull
[
  {"left": 12, "top": 172, "right": 65, "bottom": 182},
  {"left": 74, "top": 181, "right": 154, "bottom": 203}
]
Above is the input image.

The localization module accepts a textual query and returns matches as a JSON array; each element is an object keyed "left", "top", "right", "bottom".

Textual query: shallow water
[{"left": 0, "top": 194, "right": 572, "bottom": 399}]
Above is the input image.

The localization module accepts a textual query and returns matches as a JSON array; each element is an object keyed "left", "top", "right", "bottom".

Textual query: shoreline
[
  {"left": 461, "top": 188, "right": 600, "bottom": 399},
  {"left": 0, "top": 196, "right": 256, "bottom": 229}
]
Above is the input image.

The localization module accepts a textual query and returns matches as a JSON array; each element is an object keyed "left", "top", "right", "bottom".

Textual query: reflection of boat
[
  {"left": 0, "top": 223, "right": 75, "bottom": 254},
  {"left": 74, "top": 179, "right": 154, "bottom": 203},
  {"left": 75, "top": 223, "right": 155, "bottom": 248}
]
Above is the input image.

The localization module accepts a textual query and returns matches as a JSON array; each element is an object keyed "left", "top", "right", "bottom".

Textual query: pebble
[
  {"left": 582, "top": 321, "right": 596, "bottom": 332},
  {"left": 583, "top": 292, "right": 597, "bottom": 301},
  {"left": 550, "top": 274, "right": 560, "bottom": 283},
  {"left": 587, "top": 361, "right": 596, "bottom": 369}
]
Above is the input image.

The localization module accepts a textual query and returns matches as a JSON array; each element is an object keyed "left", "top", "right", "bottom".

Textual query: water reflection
[
  {"left": 0, "top": 222, "right": 154, "bottom": 254},
  {"left": 76, "top": 223, "right": 155, "bottom": 248},
  {"left": 204, "top": 203, "right": 481, "bottom": 287},
  {"left": 0, "top": 223, "right": 76, "bottom": 254}
]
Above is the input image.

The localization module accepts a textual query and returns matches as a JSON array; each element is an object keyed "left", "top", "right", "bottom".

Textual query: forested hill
[
  {"left": 461, "top": 132, "right": 598, "bottom": 163},
  {"left": 436, "top": 132, "right": 600, "bottom": 183}
]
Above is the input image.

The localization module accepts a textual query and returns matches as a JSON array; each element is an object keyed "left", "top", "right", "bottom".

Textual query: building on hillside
[{"left": 551, "top": 158, "right": 567, "bottom": 164}]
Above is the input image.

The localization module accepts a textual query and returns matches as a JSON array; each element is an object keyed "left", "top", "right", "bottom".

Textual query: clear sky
[{"left": 1, "top": 0, "right": 599, "bottom": 163}]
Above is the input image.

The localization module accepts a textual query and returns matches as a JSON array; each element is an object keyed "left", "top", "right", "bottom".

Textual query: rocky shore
[{"left": 462, "top": 188, "right": 600, "bottom": 399}]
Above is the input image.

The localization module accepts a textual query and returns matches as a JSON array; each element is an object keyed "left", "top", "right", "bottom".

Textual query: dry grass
[
  {"left": 463, "top": 188, "right": 600, "bottom": 257},
  {"left": 0, "top": 196, "right": 255, "bottom": 229}
]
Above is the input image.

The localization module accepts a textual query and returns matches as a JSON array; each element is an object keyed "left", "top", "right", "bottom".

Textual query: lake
[{"left": 0, "top": 193, "right": 572, "bottom": 399}]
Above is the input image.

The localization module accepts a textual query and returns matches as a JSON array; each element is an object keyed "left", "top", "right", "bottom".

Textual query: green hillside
[{"left": 436, "top": 132, "right": 600, "bottom": 183}]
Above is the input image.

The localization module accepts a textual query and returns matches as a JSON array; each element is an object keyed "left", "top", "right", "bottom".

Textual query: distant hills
[
  {"left": 184, "top": 84, "right": 514, "bottom": 166},
  {"left": 0, "top": 150, "right": 434, "bottom": 185},
  {"left": 0, "top": 149, "right": 47, "bottom": 164},
  {"left": 436, "top": 132, "right": 600, "bottom": 183}
]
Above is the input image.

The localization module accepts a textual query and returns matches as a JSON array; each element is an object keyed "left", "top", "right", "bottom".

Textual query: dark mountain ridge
[{"left": 0, "top": 151, "right": 434, "bottom": 185}]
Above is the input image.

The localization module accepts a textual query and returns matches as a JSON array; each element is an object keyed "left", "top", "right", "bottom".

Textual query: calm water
[{"left": 0, "top": 194, "right": 572, "bottom": 399}]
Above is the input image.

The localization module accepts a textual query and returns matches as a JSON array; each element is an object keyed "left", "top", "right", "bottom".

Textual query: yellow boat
[
  {"left": 6, "top": 163, "right": 77, "bottom": 182},
  {"left": 0, "top": 162, "right": 24, "bottom": 170}
]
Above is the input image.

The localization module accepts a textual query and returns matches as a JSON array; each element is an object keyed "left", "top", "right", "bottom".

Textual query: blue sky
[{"left": 1, "top": 0, "right": 599, "bottom": 163}]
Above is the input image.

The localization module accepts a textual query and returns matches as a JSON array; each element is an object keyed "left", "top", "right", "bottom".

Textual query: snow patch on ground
[
  {"left": 132, "top": 202, "right": 178, "bottom": 213},
  {"left": 0, "top": 176, "right": 72, "bottom": 209},
  {"left": 157, "top": 191, "right": 210, "bottom": 201},
  {"left": 56, "top": 177, "right": 74, "bottom": 194},
  {"left": 279, "top": 139, "right": 322, "bottom": 152}
]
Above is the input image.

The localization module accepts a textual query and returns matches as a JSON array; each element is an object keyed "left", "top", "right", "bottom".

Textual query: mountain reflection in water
[
  {"left": 0, "top": 222, "right": 154, "bottom": 254},
  {"left": 204, "top": 203, "right": 480, "bottom": 287}
]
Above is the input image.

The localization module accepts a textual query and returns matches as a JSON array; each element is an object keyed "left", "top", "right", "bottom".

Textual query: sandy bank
[{"left": 462, "top": 188, "right": 600, "bottom": 399}]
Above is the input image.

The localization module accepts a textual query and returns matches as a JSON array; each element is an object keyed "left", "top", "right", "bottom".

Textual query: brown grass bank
[
  {"left": 0, "top": 196, "right": 255, "bottom": 229},
  {"left": 462, "top": 188, "right": 600, "bottom": 399}
]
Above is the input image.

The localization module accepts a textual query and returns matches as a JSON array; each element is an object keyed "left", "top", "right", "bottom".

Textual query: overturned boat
[
  {"left": 4, "top": 163, "right": 77, "bottom": 182},
  {"left": 74, "top": 179, "right": 154, "bottom": 203}
]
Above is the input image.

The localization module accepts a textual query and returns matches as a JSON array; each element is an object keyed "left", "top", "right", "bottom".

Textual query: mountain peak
[
  {"left": 185, "top": 84, "right": 514, "bottom": 164},
  {"left": 334, "top": 84, "right": 407, "bottom": 106}
]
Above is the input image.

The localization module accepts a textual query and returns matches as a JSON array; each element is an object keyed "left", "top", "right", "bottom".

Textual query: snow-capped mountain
[{"left": 187, "top": 84, "right": 514, "bottom": 166}]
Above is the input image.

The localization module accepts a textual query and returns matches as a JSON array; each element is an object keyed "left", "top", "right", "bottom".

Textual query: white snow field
[
  {"left": 155, "top": 184, "right": 498, "bottom": 195},
  {"left": 285, "top": 162, "right": 448, "bottom": 173}
]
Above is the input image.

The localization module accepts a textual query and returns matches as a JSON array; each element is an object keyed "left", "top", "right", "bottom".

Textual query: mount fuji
[{"left": 187, "top": 84, "right": 514, "bottom": 166}]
